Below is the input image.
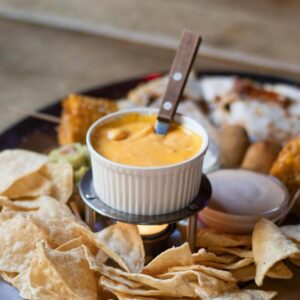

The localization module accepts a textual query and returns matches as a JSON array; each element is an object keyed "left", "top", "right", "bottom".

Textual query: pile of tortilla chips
[
  {"left": 196, "top": 218, "right": 300, "bottom": 288},
  {"left": 0, "top": 150, "right": 299, "bottom": 299}
]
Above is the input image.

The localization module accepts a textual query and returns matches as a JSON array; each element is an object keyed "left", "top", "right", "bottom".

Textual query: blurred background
[{"left": 0, "top": 0, "right": 300, "bottom": 131}]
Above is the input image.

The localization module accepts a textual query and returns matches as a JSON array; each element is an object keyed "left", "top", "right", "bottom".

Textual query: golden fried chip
[
  {"left": 143, "top": 243, "right": 193, "bottom": 275},
  {"left": 42, "top": 219, "right": 138, "bottom": 272},
  {"left": 207, "top": 247, "right": 253, "bottom": 258},
  {"left": 0, "top": 158, "right": 72, "bottom": 202},
  {"left": 11, "top": 269, "right": 32, "bottom": 299},
  {"left": 290, "top": 257, "right": 300, "bottom": 266},
  {"left": 159, "top": 270, "right": 236, "bottom": 299},
  {"left": 96, "top": 222, "right": 144, "bottom": 273},
  {"left": 28, "top": 217, "right": 84, "bottom": 248},
  {"left": 31, "top": 196, "right": 75, "bottom": 220},
  {"left": 232, "top": 261, "right": 293, "bottom": 282},
  {"left": 109, "top": 290, "right": 157, "bottom": 300},
  {"left": 29, "top": 243, "right": 97, "bottom": 300},
  {"left": 0, "top": 271, "right": 18, "bottom": 283},
  {"left": 84, "top": 247, "right": 196, "bottom": 298},
  {"left": 210, "top": 289, "right": 277, "bottom": 300},
  {"left": 231, "top": 264, "right": 256, "bottom": 282},
  {"left": 267, "top": 261, "right": 293, "bottom": 280},
  {"left": 0, "top": 149, "right": 48, "bottom": 194},
  {"left": 0, "top": 217, "right": 47, "bottom": 272},
  {"left": 193, "top": 248, "right": 237, "bottom": 264},
  {"left": 3, "top": 172, "right": 51, "bottom": 199},
  {"left": 196, "top": 229, "right": 252, "bottom": 248},
  {"left": 100, "top": 275, "right": 197, "bottom": 298},
  {"left": 0, "top": 196, "right": 76, "bottom": 220},
  {"left": 41, "top": 162, "right": 73, "bottom": 203},
  {"left": 195, "top": 257, "right": 254, "bottom": 270},
  {"left": 281, "top": 224, "right": 300, "bottom": 243},
  {"left": 166, "top": 265, "right": 236, "bottom": 283},
  {"left": 0, "top": 196, "right": 41, "bottom": 211},
  {"left": 253, "top": 218, "right": 300, "bottom": 286},
  {"left": 57, "top": 235, "right": 97, "bottom": 252},
  {"left": 82, "top": 247, "right": 142, "bottom": 289},
  {"left": 57, "top": 235, "right": 108, "bottom": 263}
]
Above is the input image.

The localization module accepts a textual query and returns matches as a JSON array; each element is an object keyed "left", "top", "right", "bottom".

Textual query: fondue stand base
[{"left": 79, "top": 170, "right": 211, "bottom": 252}]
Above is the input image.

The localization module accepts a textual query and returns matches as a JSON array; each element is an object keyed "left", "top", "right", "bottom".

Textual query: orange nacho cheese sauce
[{"left": 92, "top": 113, "right": 202, "bottom": 167}]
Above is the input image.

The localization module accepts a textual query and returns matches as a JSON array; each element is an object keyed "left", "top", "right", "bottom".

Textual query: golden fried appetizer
[
  {"left": 242, "top": 141, "right": 281, "bottom": 174},
  {"left": 270, "top": 136, "right": 300, "bottom": 195},
  {"left": 220, "top": 124, "right": 250, "bottom": 168},
  {"left": 58, "top": 94, "right": 117, "bottom": 145}
]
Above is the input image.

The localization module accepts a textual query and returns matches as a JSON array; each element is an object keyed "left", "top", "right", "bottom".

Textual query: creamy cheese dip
[
  {"left": 92, "top": 113, "right": 202, "bottom": 167},
  {"left": 208, "top": 169, "right": 287, "bottom": 215}
]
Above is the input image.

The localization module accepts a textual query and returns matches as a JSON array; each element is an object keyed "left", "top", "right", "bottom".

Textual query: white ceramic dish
[{"left": 87, "top": 108, "right": 209, "bottom": 215}]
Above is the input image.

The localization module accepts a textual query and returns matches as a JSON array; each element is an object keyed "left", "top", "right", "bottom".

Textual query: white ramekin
[{"left": 86, "top": 108, "right": 209, "bottom": 215}]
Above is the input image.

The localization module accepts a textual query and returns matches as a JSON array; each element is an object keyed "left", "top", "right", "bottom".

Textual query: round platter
[{"left": 0, "top": 71, "right": 300, "bottom": 300}]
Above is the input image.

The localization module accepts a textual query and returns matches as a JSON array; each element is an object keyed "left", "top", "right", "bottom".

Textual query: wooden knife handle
[{"left": 157, "top": 30, "right": 202, "bottom": 123}]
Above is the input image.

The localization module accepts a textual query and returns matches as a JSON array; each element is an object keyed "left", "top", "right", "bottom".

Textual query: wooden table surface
[{"left": 0, "top": 0, "right": 300, "bottom": 78}]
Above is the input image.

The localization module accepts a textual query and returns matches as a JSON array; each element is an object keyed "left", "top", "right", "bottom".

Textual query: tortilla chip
[
  {"left": 223, "top": 258, "right": 254, "bottom": 270},
  {"left": 290, "top": 257, "right": 300, "bottom": 266},
  {"left": 96, "top": 222, "right": 144, "bottom": 273},
  {"left": 0, "top": 216, "right": 47, "bottom": 272},
  {"left": 207, "top": 247, "right": 253, "bottom": 258},
  {"left": 57, "top": 235, "right": 108, "bottom": 263},
  {"left": 100, "top": 275, "right": 197, "bottom": 298},
  {"left": 193, "top": 248, "right": 237, "bottom": 264},
  {"left": 1, "top": 159, "right": 72, "bottom": 202},
  {"left": 267, "top": 261, "right": 293, "bottom": 279},
  {"left": 159, "top": 270, "right": 237, "bottom": 299},
  {"left": 0, "top": 149, "right": 48, "bottom": 194},
  {"left": 0, "top": 271, "right": 18, "bottom": 283},
  {"left": 1, "top": 196, "right": 75, "bottom": 219},
  {"left": 31, "top": 196, "right": 75, "bottom": 220},
  {"left": 166, "top": 265, "right": 236, "bottom": 283},
  {"left": 57, "top": 235, "right": 97, "bottom": 252},
  {"left": 29, "top": 243, "right": 97, "bottom": 300},
  {"left": 232, "top": 261, "right": 293, "bottom": 282},
  {"left": 3, "top": 172, "right": 51, "bottom": 199},
  {"left": 83, "top": 248, "right": 143, "bottom": 289},
  {"left": 143, "top": 243, "right": 193, "bottom": 275},
  {"left": 198, "top": 257, "right": 254, "bottom": 270},
  {"left": 0, "top": 196, "right": 41, "bottom": 211},
  {"left": 231, "top": 264, "right": 256, "bottom": 282},
  {"left": 109, "top": 290, "right": 157, "bottom": 300},
  {"left": 28, "top": 217, "right": 85, "bottom": 248},
  {"left": 210, "top": 289, "right": 277, "bottom": 300},
  {"left": 41, "top": 162, "right": 73, "bottom": 203},
  {"left": 281, "top": 224, "right": 300, "bottom": 243},
  {"left": 83, "top": 246, "right": 198, "bottom": 298},
  {"left": 253, "top": 218, "right": 300, "bottom": 286},
  {"left": 45, "top": 219, "right": 139, "bottom": 272},
  {"left": 197, "top": 229, "right": 252, "bottom": 248},
  {"left": 11, "top": 269, "right": 33, "bottom": 299}
]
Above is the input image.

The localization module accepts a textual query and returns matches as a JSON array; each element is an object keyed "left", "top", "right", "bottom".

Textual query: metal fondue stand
[{"left": 80, "top": 170, "right": 211, "bottom": 252}]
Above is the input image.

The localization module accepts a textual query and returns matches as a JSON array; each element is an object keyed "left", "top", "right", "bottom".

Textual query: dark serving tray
[{"left": 0, "top": 71, "right": 299, "bottom": 300}]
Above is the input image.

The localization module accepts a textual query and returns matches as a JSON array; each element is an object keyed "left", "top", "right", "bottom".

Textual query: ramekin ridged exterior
[{"left": 87, "top": 108, "right": 209, "bottom": 215}]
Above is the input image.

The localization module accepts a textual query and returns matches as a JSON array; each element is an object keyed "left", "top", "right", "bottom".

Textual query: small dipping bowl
[
  {"left": 199, "top": 169, "right": 289, "bottom": 234},
  {"left": 87, "top": 108, "right": 209, "bottom": 215}
]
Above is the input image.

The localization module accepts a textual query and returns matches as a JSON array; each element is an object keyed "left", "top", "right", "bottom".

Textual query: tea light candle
[{"left": 137, "top": 224, "right": 168, "bottom": 237}]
